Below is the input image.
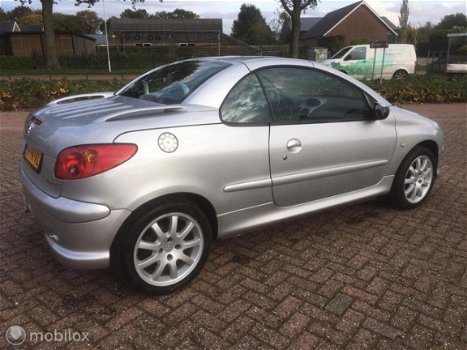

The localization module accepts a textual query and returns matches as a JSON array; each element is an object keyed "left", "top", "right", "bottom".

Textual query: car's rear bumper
[{"left": 20, "top": 167, "right": 131, "bottom": 269}]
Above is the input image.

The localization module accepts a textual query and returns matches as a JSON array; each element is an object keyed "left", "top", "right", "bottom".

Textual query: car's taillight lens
[{"left": 55, "top": 144, "right": 137, "bottom": 180}]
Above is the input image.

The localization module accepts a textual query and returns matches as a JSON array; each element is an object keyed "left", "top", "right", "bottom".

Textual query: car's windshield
[
  {"left": 331, "top": 47, "right": 352, "bottom": 59},
  {"left": 118, "top": 60, "right": 231, "bottom": 104}
]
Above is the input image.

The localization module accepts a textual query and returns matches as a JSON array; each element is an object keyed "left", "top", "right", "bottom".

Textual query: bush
[
  {"left": 0, "top": 56, "right": 37, "bottom": 70},
  {"left": 0, "top": 79, "right": 128, "bottom": 111},
  {"left": 1, "top": 74, "right": 466, "bottom": 111},
  {"left": 364, "top": 74, "right": 467, "bottom": 104},
  {"left": 0, "top": 52, "right": 172, "bottom": 71}
]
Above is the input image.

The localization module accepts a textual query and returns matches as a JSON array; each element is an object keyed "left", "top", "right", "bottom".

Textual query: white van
[{"left": 322, "top": 44, "right": 417, "bottom": 80}]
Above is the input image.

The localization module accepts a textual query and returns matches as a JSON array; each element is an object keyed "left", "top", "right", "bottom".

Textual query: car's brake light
[{"left": 55, "top": 144, "right": 137, "bottom": 180}]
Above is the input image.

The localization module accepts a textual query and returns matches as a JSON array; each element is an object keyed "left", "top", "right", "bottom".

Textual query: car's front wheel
[
  {"left": 391, "top": 146, "right": 436, "bottom": 209},
  {"left": 117, "top": 200, "right": 212, "bottom": 294}
]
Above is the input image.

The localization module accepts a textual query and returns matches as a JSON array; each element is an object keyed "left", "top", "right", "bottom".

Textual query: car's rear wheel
[
  {"left": 117, "top": 200, "right": 212, "bottom": 294},
  {"left": 393, "top": 69, "right": 408, "bottom": 80},
  {"left": 391, "top": 146, "right": 436, "bottom": 209}
]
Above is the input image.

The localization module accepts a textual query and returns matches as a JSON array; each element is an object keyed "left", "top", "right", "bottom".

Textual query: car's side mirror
[{"left": 373, "top": 103, "right": 390, "bottom": 120}]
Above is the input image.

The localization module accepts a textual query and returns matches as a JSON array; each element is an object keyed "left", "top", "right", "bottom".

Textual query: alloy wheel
[{"left": 133, "top": 212, "right": 204, "bottom": 287}]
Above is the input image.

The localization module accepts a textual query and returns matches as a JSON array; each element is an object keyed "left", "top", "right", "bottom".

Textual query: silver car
[{"left": 20, "top": 57, "right": 443, "bottom": 294}]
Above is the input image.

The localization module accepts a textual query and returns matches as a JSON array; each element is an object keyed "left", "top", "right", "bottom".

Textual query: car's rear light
[{"left": 55, "top": 144, "right": 137, "bottom": 180}]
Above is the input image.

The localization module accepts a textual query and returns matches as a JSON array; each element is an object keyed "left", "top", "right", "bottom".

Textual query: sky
[{"left": 1, "top": 0, "right": 466, "bottom": 34}]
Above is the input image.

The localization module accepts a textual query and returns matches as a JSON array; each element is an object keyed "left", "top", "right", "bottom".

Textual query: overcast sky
[{"left": 1, "top": 0, "right": 466, "bottom": 33}]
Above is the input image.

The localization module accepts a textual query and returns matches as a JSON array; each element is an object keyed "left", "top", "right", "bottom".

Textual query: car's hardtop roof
[
  {"left": 193, "top": 55, "right": 311, "bottom": 66},
  {"left": 192, "top": 56, "right": 315, "bottom": 71}
]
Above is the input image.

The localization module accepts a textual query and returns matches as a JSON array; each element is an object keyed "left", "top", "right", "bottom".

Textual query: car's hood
[
  {"left": 321, "top": 59, "right": 340, "bottom": 66},
  {"left": 391, "top": 106, "right": 439, "bottom": 129}
]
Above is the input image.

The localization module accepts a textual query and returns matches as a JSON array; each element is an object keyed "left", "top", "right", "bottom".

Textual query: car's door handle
[{"left": 286, "top": 138, "right": 302, "bottom": 153}]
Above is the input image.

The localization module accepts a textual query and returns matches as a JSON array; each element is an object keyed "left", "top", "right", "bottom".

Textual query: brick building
[
  {"left": 108, "top": 18, "right": 223, "bottom": 50},
  {"left": 301, "top": 1, "right": 398, "bottom": 49}
]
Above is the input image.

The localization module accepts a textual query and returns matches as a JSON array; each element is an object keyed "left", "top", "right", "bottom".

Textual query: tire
[
  {"left": 393, "top": 69, "right": 408, "bottom": 80},
  {"left": 391, "top": 146, "right": 436, "bottom": 210},
  {"left": 115, "top": 200, "right": 212, "bottom": 294}
]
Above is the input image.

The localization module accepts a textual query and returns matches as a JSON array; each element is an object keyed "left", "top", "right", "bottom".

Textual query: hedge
[
  {"left": 0, "top": 74, "right": 466, "bottom": 111},
  {"left": 0, "top": 52, "right": 171, "bottom": 71},
  {"left": 365, "top": 74, "right": 466, "bottom": 104},
  {"left": 0, "top": 79, "right": 127, "bottom": 111}
]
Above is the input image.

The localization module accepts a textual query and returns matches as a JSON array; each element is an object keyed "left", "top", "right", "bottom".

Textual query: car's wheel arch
[
  {"left": 390, "top": 143, "right": 438, "bottom": 209},
  {"left": 110, "top": 192, "right": 218, "bottom": 267},
  {"left": 398, "top": 140, "right": 439, "bottom": 172},
  {"left": 416, "top": 140, "right": 438, "bottom": 166},
  {"left": 392, "top": 69, "right": 409, "bottom": 79},
  {"left": 390, "top": 139, "right": 439, "bottom": 187}
]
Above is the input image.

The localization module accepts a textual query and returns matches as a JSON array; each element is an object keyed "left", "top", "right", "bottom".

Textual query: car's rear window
[{"left": 118, "top": 60, "right": 231, "bottom": 104}]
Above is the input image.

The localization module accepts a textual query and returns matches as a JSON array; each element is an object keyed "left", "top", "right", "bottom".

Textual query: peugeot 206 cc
[{"left": 21, "top": 57, "right": 443, "bottom": 294}]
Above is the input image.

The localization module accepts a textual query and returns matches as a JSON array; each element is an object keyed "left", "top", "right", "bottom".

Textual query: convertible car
[{"left": 21, "top": 57, "right": 443, "bottom": 294}]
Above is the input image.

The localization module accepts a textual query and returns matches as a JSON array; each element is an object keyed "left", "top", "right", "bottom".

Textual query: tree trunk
[
  {"left": 42, "top": 0, "right": 60, "bottom": 69},
  {"left": 290, "top": 6, "right": 302, "bottom": 58}
]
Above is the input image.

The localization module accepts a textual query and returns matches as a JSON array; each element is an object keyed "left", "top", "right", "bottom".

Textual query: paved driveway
[{"left": 1, "top": 104, "right": 466, "bottom": 349}]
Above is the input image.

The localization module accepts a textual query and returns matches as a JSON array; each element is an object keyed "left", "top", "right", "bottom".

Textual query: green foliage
[
  {"left": 0, "top": 52, "right": 170, "bottom": 71},
  {"left": 153, "top": 9, "right": 199, "bottom": 19},
  {"left": 76, "top": 10, "right": 103, "bottom": 33},
  {"left": 398, "top": 0, "right": 409, "bottom": 29},
  {"left": 279, "top": 0, "right": 318, "bottom": 58},
  {"left": 398, "top": 0, "right": 417, "bottom": 44},
  {"left": 120, "top": 9, "right": 150, "bottom": 19},
  {"left": 435, "top": 13, "right": 467, "bottom": 30},
  {"left": 350, "top": 37, "right": 369, "bottom": 45},
  {"left": 0, "top": 74, "right": 465, "bottom": 111},
  {"left": 0, "top": 56, "right": 37, "bottom": 70},
  {"left": 0, "top": 79, "right": 128, "bottom": 111},
  {"left": 0, "top": 8, "right": 9, "bottom": 21},
  {"left": 231, "top": 4, "right": 276, "bottom": 45},
  {"left": 416, "top": 22, "right": 433, "bottom": 43},
  {"left": 18, "top": 11, "right": 42, "bottom": 25},
  {"left": 364, "top": 75, "right": 467, "bottom": 104},
  {"left": 4, "top": 5, "right": 32, "bottom": 21},
  {"left": 317, "top": 35, "right": 344, "bottom": 55},
  {"left": 5, "top": 5, "right": 102, "bottom": 34},
  {"left": 120, "top": 8, "right": 199, "bottom": 20}
]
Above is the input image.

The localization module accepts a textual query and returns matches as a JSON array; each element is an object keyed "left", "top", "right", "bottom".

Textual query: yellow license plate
[{"left": 24, "top": 144, "right": 43, "bottom": 172}]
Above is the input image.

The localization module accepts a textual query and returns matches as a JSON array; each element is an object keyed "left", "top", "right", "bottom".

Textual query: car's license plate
[{"left": 24, "top": 144, "right": 43, "bottom": 172}]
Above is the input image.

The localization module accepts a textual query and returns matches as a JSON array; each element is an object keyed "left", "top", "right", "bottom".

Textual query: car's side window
[
  {"left": 345, "top": 47, "right": 366, "bottom": 60},
  {"left": 220, "top": 74, "right": 270, "bottom": 124},
  {"left": 256, "top": 67, "right": 371, "bottom": 124}
]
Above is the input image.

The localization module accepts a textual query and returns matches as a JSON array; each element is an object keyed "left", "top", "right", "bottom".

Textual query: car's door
[
  {"left": 256, "top": 67, "right": 396, "bottom": 207},
  {"left": 217, "top": 73, "right": 273, "bottom": 211},
  {"left": 341, "top": 46, "right": 372, "bottom": 79}
]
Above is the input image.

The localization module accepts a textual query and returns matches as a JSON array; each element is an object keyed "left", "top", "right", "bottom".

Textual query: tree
[
  {"left": 120, "top": 9, "right": 150, "bottom": 19},
  {"left": 76, "top": 10, "right": 103, "bottom": 33},
  {"left": 270, "top": 11, "right": 291, "bottom": 44},
  {"left": 155, "top": 9, "right": 199, "bottom": 19},
  {"left": 416, "top": 21, "right": 433, "bottom": 43},
  {"left": 435, "top": 13, "right": 467, "bottom": 30},
  {"left": 19, "top": 0, "right": 161, "bottom": 69},
  {"left": 278, "top": 12, "right": 292, "bottom": 44},
  {"left": 231, "top": 4, "right": 276, "bottom": 45},
  {"left": 279, "top": 0, "right": 317, "bottom": 57},
  {"left": 0, "top": 8, "right": 8, "bottom": 21},
  {"left": 398, "top": 0, "right": 416, "bottom": 44},
  {"left": 18, "top": 12, "right": 43, "bottom": 25},
  {"left": 100, "top": 16, "right": 118, "bottom": 33},
  {"left": 7, "top": 5, "right": 32, "bottom": 21}
]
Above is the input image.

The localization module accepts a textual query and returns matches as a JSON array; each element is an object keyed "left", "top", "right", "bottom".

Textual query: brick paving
[{"left": 0, "top": 104, "right": 466, "bottom": 349}]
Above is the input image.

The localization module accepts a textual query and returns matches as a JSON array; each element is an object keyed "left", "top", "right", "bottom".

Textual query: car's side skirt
[{"left": 217, "top": 175, "right": 394, "bottom": 239}]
